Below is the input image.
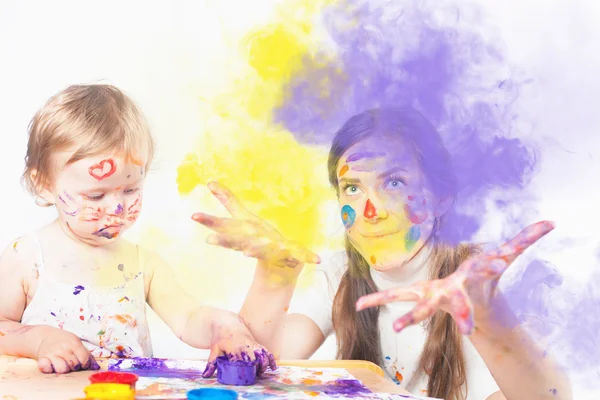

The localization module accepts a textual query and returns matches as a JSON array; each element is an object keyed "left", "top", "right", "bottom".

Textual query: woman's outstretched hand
[
  {"left": 192, "top": 182, "right": 320, "bottom": 284},
  {"left": 355, "top": 221, "right": 555, "bottom": 335}
]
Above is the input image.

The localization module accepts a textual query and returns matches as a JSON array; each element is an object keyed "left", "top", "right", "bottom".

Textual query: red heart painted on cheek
[{"left": 89, "top": 159, "right": 117, "bottom": 181}]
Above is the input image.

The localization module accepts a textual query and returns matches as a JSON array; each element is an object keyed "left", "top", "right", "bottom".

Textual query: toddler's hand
[
  {"left": 36, "top": 326, "right": 99, "bottom": 374},
  {"left": 192, "top": 181, "right": 320, "bottom": 284},
  {"left": 201, "top": 311, "right": 276, "bottom": 378}
]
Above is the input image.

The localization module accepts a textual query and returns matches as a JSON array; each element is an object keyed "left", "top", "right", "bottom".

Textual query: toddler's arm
[
  {"left": 144, "top": 250, "right": 276, "bottom": 377},
  {"left": 0, "top": 237, "right": 97, "bottom": 373}
]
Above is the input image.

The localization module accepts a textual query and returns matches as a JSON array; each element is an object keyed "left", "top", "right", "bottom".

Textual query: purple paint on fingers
[
  {"left": 202, "top": 360, "right": 217, "bottom": 378},
  {"left": 254, "top": 349, "right": 267, "bottom": 375}
]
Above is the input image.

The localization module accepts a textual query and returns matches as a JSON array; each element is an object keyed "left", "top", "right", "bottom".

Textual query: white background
[{"left": 1, "top": 0, "right": 599, "bottom": 398}]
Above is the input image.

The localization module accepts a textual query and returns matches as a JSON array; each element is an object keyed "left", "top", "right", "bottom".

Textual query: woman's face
[{"left": 336, "top": 136, "right": 438, "bottom": 271}]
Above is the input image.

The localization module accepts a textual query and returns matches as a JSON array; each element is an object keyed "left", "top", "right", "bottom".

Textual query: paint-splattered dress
[
  {"left": 20, "top": 234, "right": 153, "bottom": 358},
  {"left": 289, "top": 246, "right": 500, "bottom": 399}
]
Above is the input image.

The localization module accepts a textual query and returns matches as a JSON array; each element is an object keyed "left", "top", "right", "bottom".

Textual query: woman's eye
[
  {"left": 343, "top": 185, "right": 360, "bottom": 196},
  {"left": 384, "top": 178, "right": 405, "bottom": 189}
]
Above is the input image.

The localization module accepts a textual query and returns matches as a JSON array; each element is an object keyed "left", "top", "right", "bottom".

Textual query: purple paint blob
[
  {"left": 118, "top": 263, "right": 124, "bottom": 271},
  {"left": 108, "top": 357, "right": 205, "bottom": 379},
  {"left": 216, "top": 356, "right": 257, "bottom": 386},
  {"left": 321, "top": 379, "right": 371, "bottom": 396},
  {"left": 115, "top": 204, "right": 123, "bottom": 214},
  {"left": 73, "top": 285, "right": 85, "bottom": 295},
  {"left": 50, "top": 312, "right": 56, "bottom": 317},
  {"left": 274, "top": 0, "right": 537, "bottom": 246}
]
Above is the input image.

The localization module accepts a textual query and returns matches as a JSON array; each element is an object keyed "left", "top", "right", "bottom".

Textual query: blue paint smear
[{"left": 341, "top": 204, "right": 356, "bottom": 228}]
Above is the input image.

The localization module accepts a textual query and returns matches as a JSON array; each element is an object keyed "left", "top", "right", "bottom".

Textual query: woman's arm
[
  {"left": 192, "top": 182, "right": 323, "bottom": 359},
  {"left": 240, "top": 262, "right": 326, "bottom": 358}
]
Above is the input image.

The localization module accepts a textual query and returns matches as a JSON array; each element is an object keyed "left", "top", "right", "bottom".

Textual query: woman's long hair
[{"left": 329, "top": 107, "right": 471, "bottom": 400}]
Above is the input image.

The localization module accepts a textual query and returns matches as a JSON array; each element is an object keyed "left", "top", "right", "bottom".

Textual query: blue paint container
[{"left": 187, "top": 388, "right": 238, "bottom": 400}]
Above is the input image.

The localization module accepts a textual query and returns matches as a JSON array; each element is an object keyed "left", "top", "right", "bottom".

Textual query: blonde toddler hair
[{"left": 23, "top": 84, "right": 155, "bottom": 205}]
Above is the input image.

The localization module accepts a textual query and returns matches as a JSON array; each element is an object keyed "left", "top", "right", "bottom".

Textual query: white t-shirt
[{"left": 288, "top": 247, "right": 499, "bottom": 399}]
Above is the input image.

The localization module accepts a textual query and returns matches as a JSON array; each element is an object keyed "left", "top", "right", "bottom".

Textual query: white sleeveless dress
[{"left": 20, "top": 233, "right": 153, "bottom": 358}]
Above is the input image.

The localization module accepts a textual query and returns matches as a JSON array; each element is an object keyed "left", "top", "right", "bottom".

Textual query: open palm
[{"left": 356, "top": 221, "right": 555, "bottom": 335}]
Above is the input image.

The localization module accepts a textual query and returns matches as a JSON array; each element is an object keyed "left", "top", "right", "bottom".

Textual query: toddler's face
[{"left": 48, "top": 154, "right": 146, "bottom": 246}]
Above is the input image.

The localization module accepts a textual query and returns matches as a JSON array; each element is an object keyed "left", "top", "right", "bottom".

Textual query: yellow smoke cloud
[{"left": 177, "top": 0, "right": 343, "bottom": 258}]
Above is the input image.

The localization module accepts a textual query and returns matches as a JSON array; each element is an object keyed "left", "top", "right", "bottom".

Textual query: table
[{"left": 0, "top": 356, "right": 410, "bottom": 399}]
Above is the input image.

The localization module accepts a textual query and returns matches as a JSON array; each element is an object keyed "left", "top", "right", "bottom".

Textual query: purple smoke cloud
[
  {"left": 273, "top": 0, "right": 599, "bottom": 387},
  {"left": 275, "top": 0, "right": 537, "bottom": 245}
]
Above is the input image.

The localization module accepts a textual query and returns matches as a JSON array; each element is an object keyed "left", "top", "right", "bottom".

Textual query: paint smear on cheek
[
  {"left": 341, "top": 205, "right": 356, "bottom": 228},
  {"left": 404, "top": 195, "right": 428, "bottom": 224},
  {"left": 89, "top": 159, "right": 117, "bottom": 181},
  {"left": 404, "top": 225, "right": 421, "bottom": 251},
  {"left": 58, "top": 192, "right": 80, "bottom": 216},
  {"left": 80, "top": 207, "right": 101, "bottom": 222}
]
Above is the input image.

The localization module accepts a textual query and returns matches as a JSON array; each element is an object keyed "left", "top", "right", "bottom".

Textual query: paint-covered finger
[
  {"left": 202, "top": 345, "right": 221, "bottom": 378},
  {"left": 300, "top": 247, "right": 321, "bottom": 265},
  {"left": 392, "top": 300, "right": 438, "bottom": 332},
  {"left": 49, "top": 356, "right": 70, "bottom": 374},
  {"left": 241, "top": 350, "right": 254, "bottom": 362},
  {"left": 207, "top": 181, "right": 254, "bottom": 220},
  {"left": 192, "top": 212, "right": 239, "bottom": 232},
  {"left": 448, "top": 291, "right": 475, "bottom": 335},
  {"left": 356, "top": 285, "right": 422, "bottom": 311},
  {"left": 496, "top": 221, "right": 555, "bottom": 262},
  {"left": 89, "top": 357, "right": 101, "bottom": 370},
  {"left": 266, "top": 349, "right": 277, "bottom": 371},
  {"left": 254, "top": 348, "right": 268, "bottom": 376},
  {"left": 72, "top": 342, "right": 93, "bottom": 370}
]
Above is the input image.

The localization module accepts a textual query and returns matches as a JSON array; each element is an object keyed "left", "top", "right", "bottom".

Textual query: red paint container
[{"left": 89, "top": 371, "right": 139, "bottom": 388}]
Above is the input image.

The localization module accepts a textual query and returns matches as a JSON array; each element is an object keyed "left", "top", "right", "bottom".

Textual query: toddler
[{"left": 0, "top": 84, "right": 275, "bottom": 376}]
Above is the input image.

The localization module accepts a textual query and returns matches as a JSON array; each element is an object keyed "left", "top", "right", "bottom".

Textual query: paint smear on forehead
[{"left": 346, "top": 151, "right": 386, "bottom": 163}]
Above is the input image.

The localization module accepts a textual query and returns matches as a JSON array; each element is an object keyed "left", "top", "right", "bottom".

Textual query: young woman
[{"left": 192, "top": 107, "right": 570, "bottom": 399}]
